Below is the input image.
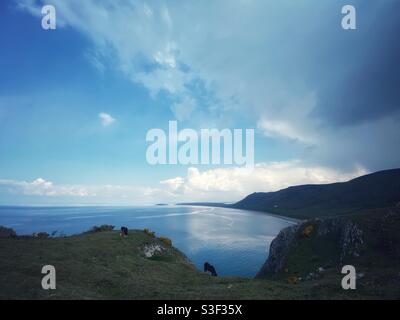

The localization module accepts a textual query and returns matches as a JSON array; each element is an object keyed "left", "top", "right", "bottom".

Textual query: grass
[
  {"left": 283, "top": 226, "right": 342, "bottom": 277},
  {"left": 0, "top": 229, "right": 396, "bottom": 300}
]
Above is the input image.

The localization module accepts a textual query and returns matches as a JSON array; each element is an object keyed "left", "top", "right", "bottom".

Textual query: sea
[{"left": 0, "top": 205, "right": 296, "bottom": 277}]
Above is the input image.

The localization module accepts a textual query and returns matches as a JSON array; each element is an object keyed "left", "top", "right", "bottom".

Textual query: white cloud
[
  {"left": 258, "top": 118, "right": 314, "bottom": 144},
  {"left": 98, "top": 112, "right": 116, "bottom": 126},
  {"left": 0, "top": 162, "right": 367, "bottom": 204},
  {"left": 159, "top": 161, "right": 368, "bottom": 202},
  {"left": 0, "top": 178, "right": 91, "bottom": 197},
  {"left": 0, "top": 178, "right": 174, "bottom": 204},
  {"left": 153, "top": 42, "right": 177, "bottom": 68},
  {"left": 160, "top": 176, "right": 184, "bottom": 192},
  {"left": 171, "top": 95, "right": 197, "bottom": 121}
]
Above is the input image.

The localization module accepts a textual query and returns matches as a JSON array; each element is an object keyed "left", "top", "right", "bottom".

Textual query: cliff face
[
  {"left": 256, "top": 206, "right": 400, "bottom": 279},
  {"left": 257, "top": 224, "right": 300, "bottom": 275}
]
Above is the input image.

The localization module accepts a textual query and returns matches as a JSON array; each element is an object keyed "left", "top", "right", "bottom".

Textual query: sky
[{"left": 0, "top": 0, "right": 399, "bottom": 205}]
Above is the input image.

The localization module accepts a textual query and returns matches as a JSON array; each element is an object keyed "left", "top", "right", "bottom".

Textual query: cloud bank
[
  {"left": 0, "top": 178, "right": 91, "bottom": 197},
  {"left": 16, "top": 0, "right": 400, "bottom": 172},
  {"left": 0, "top": 162, "right": 367, "bottom": 204},
  {"left": 160, "top": 161, "right": 367, "bottom": 202}
]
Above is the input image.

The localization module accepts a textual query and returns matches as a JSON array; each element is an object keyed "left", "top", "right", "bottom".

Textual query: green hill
[
  {"left": 232, "top": 169, "right": 400, "bottom": 219},
  {"left": 0, "top": 228, "right": 388, "bottom": 300}
]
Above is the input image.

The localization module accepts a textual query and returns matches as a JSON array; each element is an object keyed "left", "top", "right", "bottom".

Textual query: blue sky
[{"left": 0, "top": 0, "right": 399, "bottom": 205}]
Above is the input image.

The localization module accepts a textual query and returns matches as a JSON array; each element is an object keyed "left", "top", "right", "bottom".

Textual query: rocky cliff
[{"left": 256, "top": 206, "right": 400, "bottom": 279}]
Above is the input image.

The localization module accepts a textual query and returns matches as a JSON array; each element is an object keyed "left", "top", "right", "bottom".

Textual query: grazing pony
[
  {"left": 204, "top": 262, "right": 218, "bottom": 277},
  {"left": 120, "top": 226, "right": 128, "bottom": 237}
]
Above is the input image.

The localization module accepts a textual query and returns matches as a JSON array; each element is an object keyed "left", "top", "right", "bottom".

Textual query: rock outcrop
[
  {"left": 340, "top": 220, "right": 363, "bottom": 264},
  {"left": 256, "top": 217, "right": 366, "bottom": 278},
  {"left": 143, "top": 244, "right": 164, "bottom": 258}
]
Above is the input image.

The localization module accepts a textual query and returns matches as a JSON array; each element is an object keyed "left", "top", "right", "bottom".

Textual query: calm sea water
[{"left": 0, "top": 205, "right": 296, "bottom": 277}]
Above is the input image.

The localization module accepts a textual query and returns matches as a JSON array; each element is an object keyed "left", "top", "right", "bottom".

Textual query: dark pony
[
  {"left": 120, "top": 226, "right": 128, "bottom": 237},
  {"left": 204, "top": 262, "right": 218, "bottom": 277}
]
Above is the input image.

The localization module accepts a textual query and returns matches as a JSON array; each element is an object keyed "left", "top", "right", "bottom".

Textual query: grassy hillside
[
  {"left": 0, "top": 229, "right": 390, "bottom": 300},
  {"left": 232, "top": 169, "right": 400, "bottom": 219}
]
